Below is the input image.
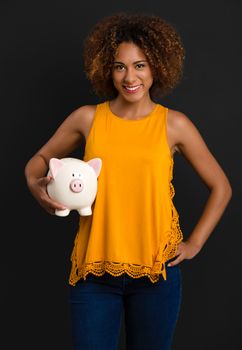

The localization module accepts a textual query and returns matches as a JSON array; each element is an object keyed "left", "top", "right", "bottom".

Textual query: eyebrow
[{"left": 113, "top": 60, "right": 147, "bottom": 64}]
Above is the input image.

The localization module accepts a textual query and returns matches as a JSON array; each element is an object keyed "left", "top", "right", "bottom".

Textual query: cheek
[
  {"left": 112, "top": 72, "right": 122, "bottom": 84},
  {"left": 148, "top": 72, "right": 154, "bottom": 84},
  {"left": 143, "top": 72, "right": 154, "bottom": 85}
]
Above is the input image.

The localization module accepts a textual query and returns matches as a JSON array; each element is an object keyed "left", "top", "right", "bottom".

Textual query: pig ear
[
  {"left": 49, "top": 158, "right": 65, "bottom": 179},
  {"left": 87, "top": 158, "right": 102, "bottom": 177}
]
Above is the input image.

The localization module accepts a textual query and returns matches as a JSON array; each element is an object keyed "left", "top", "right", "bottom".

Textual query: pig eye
[{"left": 72, "top": 173, "right": 75, "bottom": 177}]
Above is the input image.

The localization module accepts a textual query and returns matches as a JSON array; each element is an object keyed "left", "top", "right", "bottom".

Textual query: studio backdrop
[{"left": 1, "top": 1, "right": 240, "bottom": 349}]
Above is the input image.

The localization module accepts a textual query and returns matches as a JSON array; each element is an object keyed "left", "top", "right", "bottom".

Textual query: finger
[
  {"left": 176, "top": 247, "right": 182, "bottom": 255},
  {"left": 45, "top": 194, "right": 67, "bottom": 210},
  {"left": 52, "top": 201, "right": 67, "bottom": 210},
  {"left": 46, "top": 175, "right": 53, "bottom": 182},
  {"left": 176, "top": 241, "right": 185, "bottom": 254},
  {"left": 48, "top": 202, "right": 66, "bottom": 210},
  {"left": 167, "top": 254, "right": 183, "bottom": 267},
  {"left": 40, "top": 176, "right": 53, "bottom": 186},
  {"left": 40, "top": 202, "right": 55, "bottom": 215},
  {"left": 42, "top": 198, "right": 66, "bottom": 213},
  {"left": 48, "top": 208, "right": 56, "bottom": 215}
]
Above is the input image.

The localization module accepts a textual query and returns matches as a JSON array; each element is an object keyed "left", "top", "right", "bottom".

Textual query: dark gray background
[{"left": 1, "top": 0, "right": 241, "bottom": 349}]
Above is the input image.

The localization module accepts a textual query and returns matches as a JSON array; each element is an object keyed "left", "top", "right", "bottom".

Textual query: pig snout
[{"left": 69, "top": 179, "right": 84, "bottom": 193}]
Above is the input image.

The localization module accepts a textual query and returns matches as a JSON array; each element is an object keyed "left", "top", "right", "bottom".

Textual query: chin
[{"left": 125, "top": 93, "right": 148, "bottom": 102}]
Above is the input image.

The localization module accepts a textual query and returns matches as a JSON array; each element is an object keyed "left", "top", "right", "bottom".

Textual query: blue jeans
[{"left": 68, "top": 260, "right": 182, "bottom": 350}]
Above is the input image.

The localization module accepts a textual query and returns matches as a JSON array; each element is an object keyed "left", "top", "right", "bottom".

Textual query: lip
[{"left": 123, "top": 84, "right": 142, "bottom": 94}]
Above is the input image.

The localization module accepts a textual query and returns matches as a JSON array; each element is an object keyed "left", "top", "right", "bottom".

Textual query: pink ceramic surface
[{"left": 47, "top": 157, "right": 102, "bottom": 217}]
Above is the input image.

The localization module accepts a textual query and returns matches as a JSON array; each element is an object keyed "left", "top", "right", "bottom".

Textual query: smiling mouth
[{"left": 123, "top": 85, "right": 142, "bottom": 93}]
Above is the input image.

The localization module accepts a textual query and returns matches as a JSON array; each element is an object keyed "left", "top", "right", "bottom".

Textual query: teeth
[{"left": 125, "top": 85, "right": 140, "bottom": 91}]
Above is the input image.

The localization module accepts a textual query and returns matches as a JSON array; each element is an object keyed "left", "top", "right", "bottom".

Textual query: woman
[{"left": 24, "top": 13, "right": 232, "bottom": 350}]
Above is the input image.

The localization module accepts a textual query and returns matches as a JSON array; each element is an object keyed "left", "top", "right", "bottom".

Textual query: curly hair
[{"left": 82, "top": 12, "right": 185, "bottom": 99}]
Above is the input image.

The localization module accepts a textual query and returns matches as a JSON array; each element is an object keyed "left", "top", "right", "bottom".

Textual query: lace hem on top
[
  {"left": 68, "top": 157, "right": 183, "bottom": 286},
  {"left": 151, "top": 157, "right": 183, "bottom": 279}
]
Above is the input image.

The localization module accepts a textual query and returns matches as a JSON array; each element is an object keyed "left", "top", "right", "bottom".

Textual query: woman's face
[{"left": 112, "top": 41, "right": 154, "bottom": 101}]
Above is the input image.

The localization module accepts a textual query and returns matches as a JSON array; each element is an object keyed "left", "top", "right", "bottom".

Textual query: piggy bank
[{"left": 46, "top": 157, "right": 102, "bottom": 217}]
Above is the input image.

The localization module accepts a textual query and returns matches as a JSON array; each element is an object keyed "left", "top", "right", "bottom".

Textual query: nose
[
  {"left": 70, "top": 179, "right": 83, "bottom": 193},
  {"left": 123, "top": 68, "right": 137, "bottom": 84}
]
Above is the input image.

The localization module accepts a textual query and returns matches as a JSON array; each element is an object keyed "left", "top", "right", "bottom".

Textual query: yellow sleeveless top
[{"left": 69, "top": 100, "right": 183, "bottom": 286}]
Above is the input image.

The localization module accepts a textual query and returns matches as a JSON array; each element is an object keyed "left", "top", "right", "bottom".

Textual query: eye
[
  {"left": 72, "top": 173, "right": 75, "bottom": 177},
  {"left": 114, "top": 65, "right": 125, "bottom": 71},
  {"left": 136, "top": 63, "right": 145, "bottom": 69}
]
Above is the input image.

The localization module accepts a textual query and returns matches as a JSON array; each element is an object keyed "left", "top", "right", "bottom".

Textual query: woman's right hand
[{"left": 28, "top": 175, "right": 66, "bottom": 215}]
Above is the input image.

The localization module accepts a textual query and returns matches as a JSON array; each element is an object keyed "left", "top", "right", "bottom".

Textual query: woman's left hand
[{"left": 167, "top": 240, "right": 202, "bottom": 267}]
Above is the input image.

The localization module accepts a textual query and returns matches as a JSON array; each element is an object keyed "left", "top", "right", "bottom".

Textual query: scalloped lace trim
[
  {"left": 69, "top": 261, "right": 162, "bottom": 286},
  {"left": 151, "top": 158, "right": 184, "bottom": 279},
  {"left": 69, "top": 157, "right": 183, "bottom": 286}
]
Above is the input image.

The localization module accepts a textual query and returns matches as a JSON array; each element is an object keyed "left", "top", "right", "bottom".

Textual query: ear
[
  {"left": 87, "top": 158, "right": 102, "bottom": 177},
  {"left": 49, "top": 158, "right": 65, "bottom": 179}
]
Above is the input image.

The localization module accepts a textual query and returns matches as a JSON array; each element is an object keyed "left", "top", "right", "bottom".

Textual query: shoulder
[
  {"left": 167, "top": 108, "right": 195, "bottom": 154},
  {"left": 167, "top": 107, "right": 232, "bottom": 193},
  {"left": 65, "top": 104, "right": 97, "bottom": 137},
  {"left": 71, "top": 104, "right": 97, "bottom": 121},
  {"left": 167, "top": 108, "right": 192, "bottom": 130}
]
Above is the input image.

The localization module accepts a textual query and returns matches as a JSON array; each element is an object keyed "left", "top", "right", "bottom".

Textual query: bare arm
[
  {"left": 24, "top": 105, "right": 95, "bottom": 214},
  {"left": 167, "top": 111, "right": 232, "bottom": 266}
]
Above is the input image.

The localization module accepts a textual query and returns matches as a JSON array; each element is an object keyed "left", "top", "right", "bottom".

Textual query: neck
[{"left": 110, "top": 95, "right": 156, "bottom": 119}]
